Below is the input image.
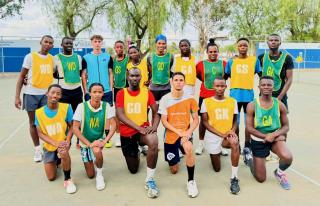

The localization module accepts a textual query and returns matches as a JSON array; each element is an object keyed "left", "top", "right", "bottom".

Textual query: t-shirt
[
  {"left": 35, "top": 104, "right": 73, "bottom": 126},
  {"left": 73, "top": 101, "right": 115, "bottom": 122},
  {"left": 116, "top": 88, "right": 156, "bottom": 137},
  {"left": 158, "top": 93, "right": 198, "bottom": 144}
]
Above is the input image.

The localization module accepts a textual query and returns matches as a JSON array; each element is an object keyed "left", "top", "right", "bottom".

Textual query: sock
[
  {"left": 105, "top": 130, "right": 110, "bottom": 137},
  {"left": 187, "top": 165, "right": 195, "bottom": 181},
  {"left": 279, "top": 159, "right": 291, "bottom": 172},
  {"left": 96, "top": 167, "right": 103, "bottom": 177},
  {"left": 231, "top": 166, "right": 238, "bottom": 178},
  {"left": 146, "top": 167, "right": 155, "bottom": 182},
  {"left": 35, "top": 145, "right": 41, "bottom": 151},
  {"left": 198, "top": 140, "right": 204, "bottom": 146},
  {"left": 63, "top": 169, "right": 71, "bottom": 181},
  {"left": 244, "top": 141, "right": 251, "bottom": 149}
]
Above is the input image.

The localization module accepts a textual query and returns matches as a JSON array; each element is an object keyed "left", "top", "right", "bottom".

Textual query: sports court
[{"left": 0, "top": 70, "right": 319, "bottom": 206}]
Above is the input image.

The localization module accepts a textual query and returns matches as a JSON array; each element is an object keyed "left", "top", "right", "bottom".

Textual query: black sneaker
[{"left": 230, "top": 177, "right": 240, "bottom": 195}]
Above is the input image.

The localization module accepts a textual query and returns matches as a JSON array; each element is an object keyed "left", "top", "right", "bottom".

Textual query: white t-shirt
[
  {"left": 200, "top": 97, "right": 239, "bottom": 114},
  {"left": 54, "top": 53, "right": 82, "bottom": 90},
  {"left": 73, "top": 101, "right": 115, "bottom": 122},
  {"left": 22, "top": 53, "right": 53, "bottom": 95}
]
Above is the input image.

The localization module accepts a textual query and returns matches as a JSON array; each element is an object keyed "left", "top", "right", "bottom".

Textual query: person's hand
[
  {"left": 226, "top": 135, "right": 238, "bottom": 144},
  {"left": 58, "top": 141, "right": 69, "bottom": 153},
  {"left": 264, "top": 133, "right": 276, "bottom": 143},
  {"left": 274, "top": 135, "right": 286, "bottom": 142},
  {"left": 144, "top": 80, "right": 150, "bottom": 87},
  {"left": 182, "top": 130, "right": 193, "bottom": 139},
  {"left": 90, "top": 140, "right": 103, "bottom": 148},
  {"left": 15, "top": 97, "right": 22, "bottom": 109},
  {"left": 138, "top": 127, "right": 147, "bottom": 135},
  {"left": 226, "top": 130, "right": 237, "bottom": 139}
]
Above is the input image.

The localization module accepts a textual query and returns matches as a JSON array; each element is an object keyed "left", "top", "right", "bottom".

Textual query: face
[
  {"left": 259, "top": 79, "right": 274, "bottom": 95},
  {"left": 91, "top": 38, "right": 102, "bottom": 51},
  {"left": 267, "top": 35, "right": 281, "bottom": 51},
  {"left": 213, "top": 79, "right": 227, "bottom": 96},
  {"left": 179, "top": 41, "right": 190, "bottom": 56},
  {"left": 128, "top": 69, "right": 141, "bottom": 87},
  {"left": 61, "top": 38, "right": 73, "bottom": 53},
  {"left": 237, "top": 40, "right": 248, "bottom": 55},
  {"left": 156, "top": 40, "right": 167, "bottom": 53},
  {"left": 90, "top": 85, "right": 104, "bottom": 101},
  {"left": 207, "top": 45, "right": 219, "bottom": 61},
  {"left": 114, "top": 42, "right": 124, "bottom": 56},
  {"left": 40, "top": 37, "right": 54, "bottom": 52},
  {"left": 47, "top": 87, "right": 62, "bottom": 104},
  {"left": 171, "top": 74, "right": 185, "bottom": 91},
  {"left": 128, "top": 48, "right": 140, "bottom": 61}
]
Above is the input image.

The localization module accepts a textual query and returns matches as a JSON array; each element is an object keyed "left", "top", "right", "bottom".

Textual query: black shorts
[
  {"left": 273, "top": 92, "right": 289, "bottom": 111},
  {"left": 251, "top": 139, "right": 273, "bottom": 158},
  {"left": 60, "top": 86, "right": 83, "bottom": 112},
  {"left": 113, "top": 87, "right": 123, "bottom": 103},
  {"left": 120, "top": 133, "right": 145, "bottom": 158},
  {"left": 150, "top": 89, "right": 171, "bottom": 102},
  {"left": 164, "top": 138, "right": 187, "bottom": 166},
  {"left": 237, "top": 102, "right": 249, "bottom": 113}
]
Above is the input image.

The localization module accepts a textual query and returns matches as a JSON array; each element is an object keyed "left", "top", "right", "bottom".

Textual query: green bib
[
  {"left": 151, "top": 52, "right": 171, "bottom": 85},
  {"left": 262, "top": 52, "right": 287, "bottom": 92},
  {"left": 57, "top": 53, "right": 80, "bottom": 84},
  {"left": 254, "top": 97, "right": 281, "bottom": 134},
  {"left": 81, "top": 101, "right": 106, "bottom": 143},
  {"left": 203, "top": 60, "right": 224, "bottom": 89},
  {"left": 113, "top": 56, "right": 129, "bottom": 88}
]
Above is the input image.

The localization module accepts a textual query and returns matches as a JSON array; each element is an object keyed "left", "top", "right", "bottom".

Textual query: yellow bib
[
  {"left": 230, "top": 56, "right": 256, "bottom": 89},
  {"left": 204, "top": 97, "right": 235, "bottom": 134},
  {"left": 127, "top": 58, "right": 149, "bottom": 88},
  {"left": 124, "top": 88, "right": 148, "bottom": 126},
  {"left": 36, "top": 103, "right": 69, "bottom": 151},
  {"left": 173, "top": 54, "right": 196, "bottom": 85},
  {"left": 31, "top": 52, "right": 54, "bottom": 89}
]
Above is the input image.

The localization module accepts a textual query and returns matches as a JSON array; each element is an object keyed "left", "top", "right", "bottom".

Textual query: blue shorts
[
  {"left": 164, "top": 138, "right": 187, "bottom": 166},
  {"left": 23, "top": 94, "right": 47, "bottom": 112}
]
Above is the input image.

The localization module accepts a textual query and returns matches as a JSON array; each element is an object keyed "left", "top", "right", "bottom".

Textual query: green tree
[
  {"left": 43, "top": 0, "right": 110, "bottom": 38},
  {"left": 0, "top": 0, "right": 25, "bottom": 19}
]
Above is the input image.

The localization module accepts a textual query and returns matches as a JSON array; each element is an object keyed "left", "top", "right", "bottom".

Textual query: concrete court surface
[{"left": 0, "top": 71, "right": 319, "bottom": 206}]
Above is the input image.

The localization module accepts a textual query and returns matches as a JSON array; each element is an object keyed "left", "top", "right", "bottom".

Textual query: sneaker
[
  {"left": 187, "top": 180, "right": 199, "bottom": 198},
  {"left": 33, "top": 149, "right": 43, "bottom": 162},
  {"left": 140, "top": 145, "right": 148, "bottom": 156},
  {"left": 64, "top": 179, "right": 77, "bottom": 194},
  {"left": 179, "top": 150, "right": 184, "bottom": 158},
  {"left": 96, "top": 175, "right": 106, "bottom": 191},
  {"left": 104, "top": 141, "right": 112, "bottom": 148},
  {"left": 195, "top": 142, "right": 204, "bottom": 155},
  {"left": 115, "top": 137, "right": 121, "bottom": 147},
  {"left": 243, "top": 147, "right": 253, "bottom": 166},
  {"left": 230, "top": 177, "right": 240, "bottom": 194},
  {"left": 145, "top": 179, "right": 159, "bottom": 198},
  {"left": 221, "top": 149, "right": 229, "bottom": 156},
  {"left": 274, "top": 169, "right": 291, "bottom": 190}
]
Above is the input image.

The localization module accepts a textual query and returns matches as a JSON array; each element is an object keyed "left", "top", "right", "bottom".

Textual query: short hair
[
  {"left": 179, "top": 39, "right": 191, "bottom": 47},
  {"left": 114, "top": 40, "right": 124, "bottom": 46},
  {"left": 214, "top": 76, "right": 225, "bottom": 81},
  {"left": 128, "top": 42, "right": 140, "bottom": 52},
  {"left": 89, "top": 82, "right": 104, "bottom": 92},
  {"left": 172, "top": 72, "right": 185, "bottom": 80},
  {"left": 128, "top": 67, "right": 141, "bottom": 74},
  {"left": 41, "top": 35, "right": 53, "bottom": 42},
  {"left": 237, "top": 37, "right": 250, "bottom": 43},
  {"left": 260, "top": 76, "right": 274, "bottom": 82},
  {"left": 268, "top": 33, "right": 281, "bottom": 40},
  {"left": 47, "top": 84, "right": 62, "bottom": 92},
  {"left": 90, "top": 35, "right": 103, "bottom": 41},
  {"left": 207, "top": 38, "right": 219, "bottom": 52},
  {"left": 61, "top": 36, "right": 73, "bottom": 43}
]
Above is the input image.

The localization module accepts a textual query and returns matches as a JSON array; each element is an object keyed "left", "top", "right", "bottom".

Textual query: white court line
[
  {"left": 289, "top": 167, "right": 320, "bottom": 187},
  {"left": 0, "top": 119, "right": 28, "bottom": 149}
]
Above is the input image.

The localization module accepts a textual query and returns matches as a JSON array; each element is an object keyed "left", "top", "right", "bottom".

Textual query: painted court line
[
  {"left": 289, "top": 167, "right": 320, "bottom": 187},
  {"left": 0, "top": 119, "right": 28, "bottom": 149}
]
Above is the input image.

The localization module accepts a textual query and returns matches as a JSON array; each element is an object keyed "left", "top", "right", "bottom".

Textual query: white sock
[
  {"left": 146, "top": 167, "right": 155, "bottom": 182},
  {"left": 198, "top": 140, "right": 204, "bottom": 146},
  {"left": 35, "top": 145, "right": 41, "bottom": 152},
  {"left": 96, "top": 167, "right": 103, "bottom": 177},
  {"left": 277, "top": 168, "right": 284, "bottom": 174},
  {"left": 231, "top": 166, "right": 238, "bottom": 178}
]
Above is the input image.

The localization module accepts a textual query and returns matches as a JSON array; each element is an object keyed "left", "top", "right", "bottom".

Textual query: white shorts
[
  {"left": 183, "top": 85, "right": 195, "bottom": 96},
  {"left": 204, "top": 131, "right": 224, "bottom": 155}
]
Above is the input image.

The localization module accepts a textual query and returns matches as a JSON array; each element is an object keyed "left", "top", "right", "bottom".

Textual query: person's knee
[
  {"left": 213, "top": 165, "right": 221, "bottom": 172},
  {"left": 230, "top": 141, "right": 240, "bottom": 151},
  {"left": 128, "top": 166, "right": 139, "bottom": 174},
  {"left": 183, "top": 142, "right": 193, "bottom": 156},
  {"left": 87, "top": 172, "right": 95, "bottom": 179},
  {"left": 255, "top": 175, "right": 266, "bottom": 183},
  {"left": 170, "top": 166, "right": 179, "bottom": 174},
  {"left": 146, "top": 135, "right": 158, "bottom": 151},
  {"left": 47, "top": 175, "right": 56, "bottom": 181}
]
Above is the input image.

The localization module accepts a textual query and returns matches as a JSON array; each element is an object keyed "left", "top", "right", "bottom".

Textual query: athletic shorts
[
  {"left": 236, "top": 102, "right": 249, "bottom": 124},
  {"left": 150, "top": 89, "right": 171, "bottom": 102},
  {"left": 43, "top": 148, "right": 60, "bottom": 164},
  {"left": 164, "top": 138, "right": 186, "bottom": 166},
  {"left": 273, "top": 92, "right": 289, "bottom": 111},
  {"left": 204, "top": 131, "right": 224, "bottom": 155},
  {"left": 251, "top": 139, "right": 273, "bottom": 158},
  {"left": 120, "top": 133, "right": 145, "bottom": 158},
  {"left": 60, "top": 86, "right": 83, "bottom": 112},
  {"left": 23, "top": 94, "right": 47, "bottom": 112},
  {"left": 80, "top": 147, "right": 95, "bottom": 163},
  {"left": 84, "top": 91, "right": 113, "bottom": 106}
]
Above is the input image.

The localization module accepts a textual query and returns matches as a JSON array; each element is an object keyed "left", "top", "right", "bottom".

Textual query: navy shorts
[
  {"left": 251, "top": 139, "right": 273, "bottom": 158},
  {"left": 120, "top": 133, "right": 145, "bottom": 158},
  {"left": 164, "top": 138, "right": 187, "bottom": 166}
]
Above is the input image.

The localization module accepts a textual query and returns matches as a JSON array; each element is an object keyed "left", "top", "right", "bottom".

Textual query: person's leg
[
  {"left": 84, "top": 162, "right": 95, "bottom": 178},
  {"left": 243, "top": 102, "right": 251, "bottom": 149},
  {"left": 59, "top": 148, "right": 76, "bottom": 194},
  {"left": 43, "top": 149, "right": 57, "bottom": 181},
  {"left": 250, "top": 140, "right": 270, "bottom": 183},
  {"left": 27, "top": 111, "right": 40, "bottom": 147},
  {"left": 164, "top": 141, "right": 180, "bottom": 174},
  {"left": 92, "top": 146, "right": 105, "bottom": 191},
  {"left": 210, "top": 154, "right": 221, "bottom": 172},
  {"left": 80, "top": 147, "right": 95, "bottom": 178},
  {"left": 196, "top": 97, "right": 205, "bottom": 155},
  {"left": 204, "top": 131, "right": 223, "bottom": 172},
  {"left": 121, "top": 136, "right": 140, "bottom": 174}
]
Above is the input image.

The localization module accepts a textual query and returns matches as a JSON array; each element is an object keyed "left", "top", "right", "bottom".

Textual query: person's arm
[
  {"left": 147, "top": 55, "right": 152, "bottom": 81},
  {"left": 108, "top": 57, "right": 114, "bottom": 90},
  {"left": 103, "top": 117, "right": 116, "bottom": 144},
  {"left": 116, "top": 107, "right": 145, "bottom": 134},
  {"left": 160, "top": 114, "right": 183, "bottom": 137},
  {"left": 81, "top": 58, "right": 88, "bottom": 94},
  {"left": 269, "top": 102, "right": 289, "bottom": 140},
  {"left": 65, "top": 121, "right": 73, "bottom": 146},
  {"left": 37, "top": 127, "right": 59, "bottom": 148},
  {"left": 224, "top": 59, "right": 232, "bottom": 79},
  {"left": 72, "top": 121, "right": 91, "bottom": 147},
  {"left": 255, "top": 58, "right": 262, "bottom": 75},
  {"left": 257, "top": 54, "right": 263, "bottom": 77},
  {"left": 245, "top": 102, "right": 267, "bottom": 140},
  {"left": 196, "top": 62, "right": 203, "bottom": 81},
  {"left": 278, "top": 56, "right": 294, "bottom": 100},
  {"left": 184, "top": 112, "right": 199, "bottom": 138},
  {"left": 201, "top": 112, "right": 227, "bottom": 138},
  {"left": 15, "top": 68, "right": 28, "bottom": 109}
]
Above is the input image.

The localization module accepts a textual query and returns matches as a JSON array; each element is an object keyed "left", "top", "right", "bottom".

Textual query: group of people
[{"left": 14, "top": 33, "right": 294, "bottom": 198}]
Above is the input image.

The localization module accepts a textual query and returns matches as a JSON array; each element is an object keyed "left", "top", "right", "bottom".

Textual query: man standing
[{"left": 15, "top": 35, "right": 54, "bottom": 162}]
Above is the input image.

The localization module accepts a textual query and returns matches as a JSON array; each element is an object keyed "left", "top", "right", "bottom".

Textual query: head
[
  {"left": 171, "top": 72, "right": 185, "bottom": 91},
  {"left": 128, "top": 43, "right": 140, "bottom": 61},
  {"left": 61, "top": 37, "right": 73, "bottom": 53},
  {"left": 213, "top": 77, "right": 227, "bottom": 97},
  {"left": 179, "top": 39, "right": 191, "bottom": 56},
  {"left": 127, "top": 67, "right": 141, "bottom": 88},
  {"left": 259, "top": 76, "right": 274, "bottom": 96},
  {"left": 267, "top": 34, "right": 281, "bottom": 52},
  {"left": 89, "top": 83, "right": 104, "bottom": 102},
  {"left": 237, "top": 37, "right": 249, "bottom": 55},
  {"left": 90, "top": 35, "right": 103, "bottom": 52},
  {"left": 206, "top": 38, "right": 219, "bottom": 61},
  {"left": 40, "top": 35, "right": 54, "bottom": 53},
  {"left": 114, "top": 40, "right": 125, "bottom": 56},
  {"left": 46, "top": 84, "right": 62, "bottom": 104},
  {"left": 155, "top": 34, "right": 167, "bottom": 54}
]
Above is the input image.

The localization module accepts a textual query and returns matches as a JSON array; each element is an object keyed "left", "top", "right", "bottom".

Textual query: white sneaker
[
  {"left": 96, "top": 175, "right": 105, "bottom": 191},
  {"left": 33, "top": 149, "right": 43, "bottom": 162},
  {"left": 187, "top": 180, "right": 199, "bottom": 198},
  {"left": 195, "top": 142, "right": 204, "bottom": 155},
  {"left": 64, "top": 179, "right": 77, "bottom": 194},
  {"left": 221, "top": 149, "right": 229, "bottom": 156}
]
